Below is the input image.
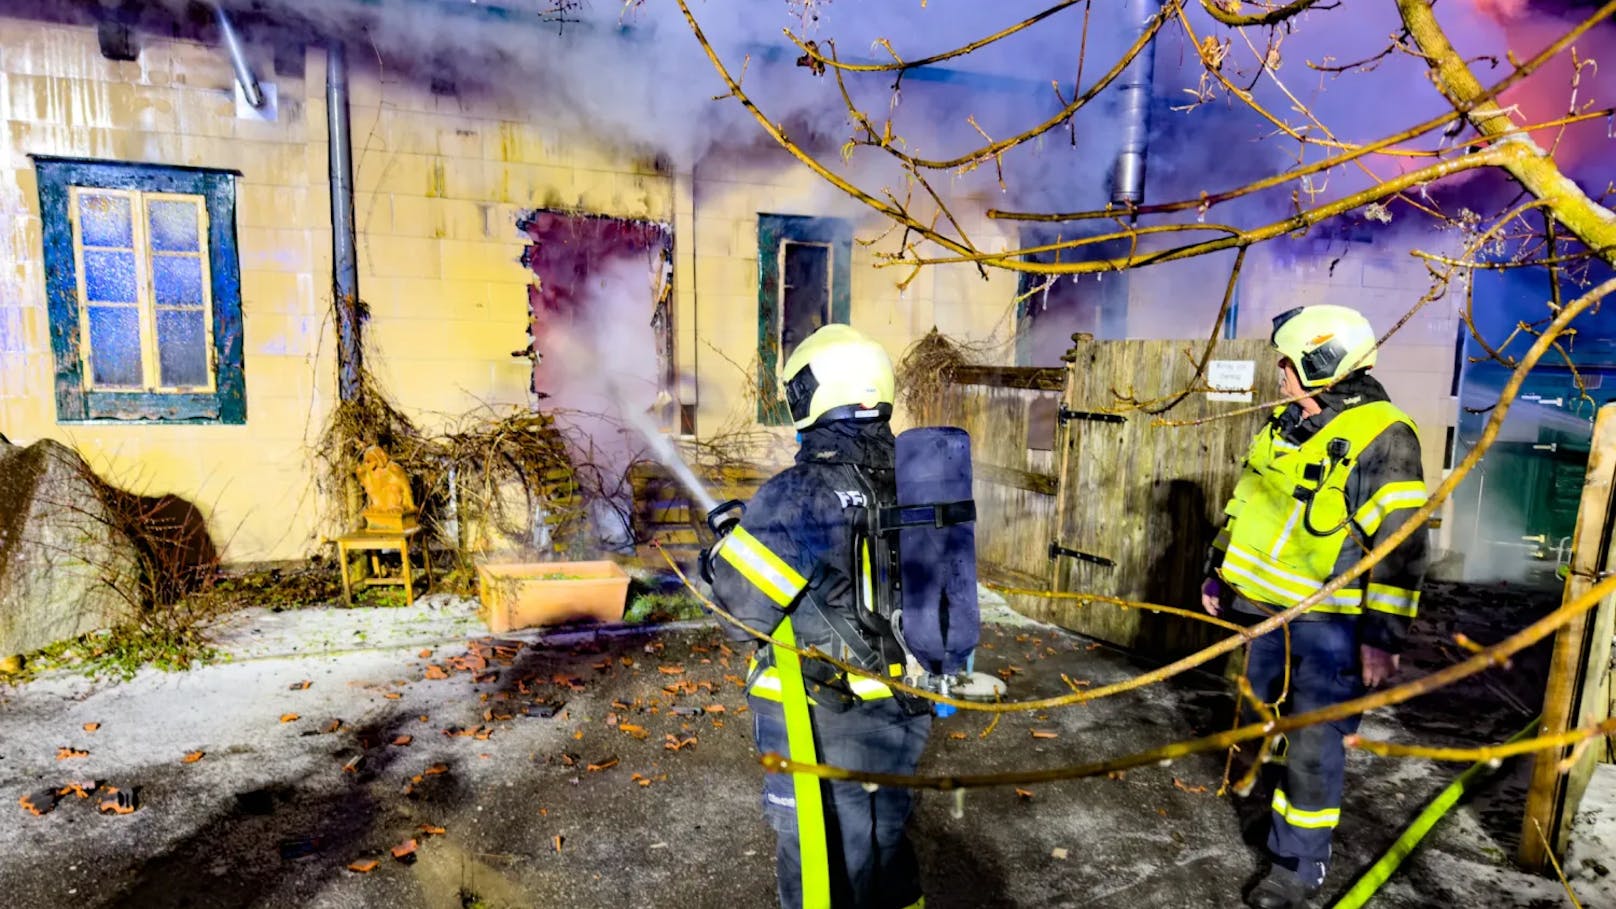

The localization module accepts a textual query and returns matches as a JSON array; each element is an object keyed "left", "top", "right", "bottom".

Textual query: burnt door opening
[{"left": 519, "top": 210, "right": 675, "bottom": 430}]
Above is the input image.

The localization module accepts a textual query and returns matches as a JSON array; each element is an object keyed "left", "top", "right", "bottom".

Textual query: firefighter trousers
[
  {"left": 749, "top": 693, "right": 931, "bottom": 909},
  {"left": 1242, "top": 614, "right": 1365, "bottom": 874}
]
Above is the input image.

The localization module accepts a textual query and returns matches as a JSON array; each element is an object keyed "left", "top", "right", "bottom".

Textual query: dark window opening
[
  {"left": 756, "top": 214, "right": 852, "bottom": 425},
  {"left": 780, "top": 241, "right": 830, "bottom": 366}
]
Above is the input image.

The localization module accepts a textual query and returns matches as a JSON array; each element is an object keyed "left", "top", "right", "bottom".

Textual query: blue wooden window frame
[
  {"left": 35, "top": 156, "right": 246, "bottom": 424},
  {"left": 756, "top": 214, "right": 852, "bottom": 425}
]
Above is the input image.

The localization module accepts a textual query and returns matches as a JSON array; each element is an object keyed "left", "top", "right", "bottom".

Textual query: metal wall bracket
[
  {"left": 1057, "top": 406, "right": 1125, "bottom": 426},
  {"left": 1049, "top": 542, "right": 1116, "bottom": 568}
]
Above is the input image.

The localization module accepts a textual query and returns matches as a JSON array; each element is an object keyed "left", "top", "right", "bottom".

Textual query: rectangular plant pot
[{"left": 476, "top": 560, "right": 631, "bottom": 633}]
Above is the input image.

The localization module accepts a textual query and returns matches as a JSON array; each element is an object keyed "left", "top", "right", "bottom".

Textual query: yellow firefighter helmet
[
  {"left": 781, "top": 324, "right": 895, "bottom": 430},
  {"left": 1270, "top": 304, "right": 1379, "bottom": 388}
]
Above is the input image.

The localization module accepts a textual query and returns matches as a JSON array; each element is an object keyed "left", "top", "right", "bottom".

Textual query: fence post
[{"left": 1520, "top": 402, "right": 1616, "bottom": 871}]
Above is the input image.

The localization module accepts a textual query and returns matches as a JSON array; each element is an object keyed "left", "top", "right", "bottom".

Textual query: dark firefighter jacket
[
  {"left": 1206, "top": 371, "right": 1430, "bottom": 653},
  {"left": 707, "top": 419, "right": 908, "bottom": 706}
]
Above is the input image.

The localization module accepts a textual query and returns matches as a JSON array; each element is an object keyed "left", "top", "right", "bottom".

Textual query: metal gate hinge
[
  {"left": 1057, "top": 406, "right": 1125, "bottom": 426},
  {"left": 1049, "top": 542, "right": 1116, "bottom": 568}
]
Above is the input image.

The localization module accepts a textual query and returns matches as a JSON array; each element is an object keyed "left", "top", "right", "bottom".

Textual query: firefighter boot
[{"left": 1245, "top": 861, "right": 1325, "bottom": 909}]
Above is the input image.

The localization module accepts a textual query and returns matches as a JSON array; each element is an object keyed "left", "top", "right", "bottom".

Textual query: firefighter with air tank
[
  {"left": 1202, "top": 304, "right": 1430, "bottom": 909},
  {"left": 702, "top": 323, "right": 983, "bottom": 909}
]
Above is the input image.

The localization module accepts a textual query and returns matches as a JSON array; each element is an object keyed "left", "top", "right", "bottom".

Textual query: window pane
[
  {"left": 77, "top": 193, "right": 132, "bottom": 247},
  {"left": 83, "top": 249, "right": 138, "bottom": 303},
  {"left": 781, "top": 242, "right": 830, "bottom": 364},
  {"left": 152, "top": 255, "right": 204, "bottom": 306},
  {"left": 148, "top": 199, "right": 201, "bottom": 252},
  {"left": 156, "top": 309, "right": 209, "bottom": 387},
  {"left": 87, "top": 306, "right": 143, "bottom": 387}
]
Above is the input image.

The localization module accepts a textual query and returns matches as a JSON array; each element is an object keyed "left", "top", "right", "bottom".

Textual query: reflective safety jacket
[
  {"left": 1208, "top": 373, "right": 1430, "bottom": 653},
  {"left": 707, "top": 420, "right": 913, "bottom": 709}
]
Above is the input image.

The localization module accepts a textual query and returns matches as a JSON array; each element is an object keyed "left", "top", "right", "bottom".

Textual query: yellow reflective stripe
[
  {"left": 1365, "top": 583, "right": 1420, "bottom": 618},
  {"left": 1272, "top": 788, "right": 1341, "bottom": 830},
  {"left": 748, "top": 666, "right": 893, "bottom": 702},
  {"left": 1222, "top": 544, "right": 1363, "bottom": 612},
  {"left": 1353, "top": 481, "right": 1428, "bottom": 536},
  {"left": 860, "top": 539, "right": 874, "bottom": 613},
  {"left": 847, "top": 676, "right": 894, "bottom": 699},
  {"left": 1306, "top": 602, "right": 1364, "bottom": 616},
  {"left": 771, "top": 619, "right": 831, "bottom": 908},
  {"left": 1269, "top": 500, "right": 1305, "bottom": 560},
  {"left": 717, "top": 527, "right": 807, "bottom": 608}
]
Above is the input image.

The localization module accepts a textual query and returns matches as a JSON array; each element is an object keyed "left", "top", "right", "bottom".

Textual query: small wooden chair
[{"left": 336, "top": 525, "right": 432, "bottom": 607}]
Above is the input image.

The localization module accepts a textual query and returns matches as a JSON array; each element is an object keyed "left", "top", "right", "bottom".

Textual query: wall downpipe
[
  {"left": 213, "top": 4, "right": 263, "bottom": 109},
  {"left": 327, "top": 40, "right": 363, "bottom": 404},
  {"left": 1110, "top": 0, "right": 1161, "bottom": 213}
]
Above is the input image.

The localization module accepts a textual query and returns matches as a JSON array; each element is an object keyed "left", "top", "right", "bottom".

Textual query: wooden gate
[
  {"left": 933, "top": 366, "right": 1065, "bottom": 621},
  {"left": 949, "top": 337, "right": 1271, "bottom": 658}
]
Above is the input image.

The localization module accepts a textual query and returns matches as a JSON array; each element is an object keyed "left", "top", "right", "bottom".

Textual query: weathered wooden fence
[{"left": 945, "top": 338, "right": 1270, "bottom": 659}]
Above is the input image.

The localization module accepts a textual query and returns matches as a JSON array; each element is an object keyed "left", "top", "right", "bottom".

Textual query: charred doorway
[{"left": 519, "top": 210, "right": 675, "bottom": 429}]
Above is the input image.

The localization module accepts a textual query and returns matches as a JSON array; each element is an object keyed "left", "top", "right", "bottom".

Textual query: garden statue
[{"left": 357, "top": 445, "right": 417, "bottom": 531}]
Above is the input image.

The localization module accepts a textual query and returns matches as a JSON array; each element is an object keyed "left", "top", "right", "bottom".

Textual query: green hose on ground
[{"left": 1329, "top": 717, "right": 1541, "bottom": 909}]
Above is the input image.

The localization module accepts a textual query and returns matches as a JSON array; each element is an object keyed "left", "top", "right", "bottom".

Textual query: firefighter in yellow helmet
[
  {"left": 1201, "top": 305, "right": 1429, "bottom": 908},
  {"left": 703, "top": 323, "right": 930, "bottom": 908}
]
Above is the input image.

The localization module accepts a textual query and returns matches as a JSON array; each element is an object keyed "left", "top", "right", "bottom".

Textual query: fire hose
[{"left": 1329, "top": 716, "right": 1540, "bottom": 908}]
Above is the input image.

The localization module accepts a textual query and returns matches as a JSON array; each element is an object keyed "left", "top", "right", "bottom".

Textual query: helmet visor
[{"left": 1270, "top": 306, "right": 1305, "bottom": 345}]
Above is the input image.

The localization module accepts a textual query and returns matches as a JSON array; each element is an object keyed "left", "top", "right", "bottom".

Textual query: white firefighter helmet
[
  {"left": 1269, "top": 304, "right": 1378, "bottom": 388},
  {"left": 781, "top": 323, "right": 895, "bottom": 430}
]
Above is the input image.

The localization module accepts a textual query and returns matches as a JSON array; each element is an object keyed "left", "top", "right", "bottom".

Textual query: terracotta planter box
[{"left": 476, "top": 560, "right": 631, "bottom": 633}]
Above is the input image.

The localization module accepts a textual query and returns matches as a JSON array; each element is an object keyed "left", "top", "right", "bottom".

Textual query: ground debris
[
  {"left": 182, "top": 750, "right": 205, "bottom": 763},
  {"left": 20, "top": 788, "right": 61, "bottom": 816}
]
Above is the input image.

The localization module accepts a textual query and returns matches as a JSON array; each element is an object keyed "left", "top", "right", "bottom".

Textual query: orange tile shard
[
  {"left": 82, "top": 723, "right": 100, "bottom": 733},
  {"left": 56, "top": 747, "right": 89, "bottom": 760},
  {"left": 280, "top": 713, "right": 300, "bottom": 724},
  {"left": 347, "top": 859, "right": 379, "bottom": 873},
  {"left": 182, "top": 751, "right": 205, "bottom": 764}
]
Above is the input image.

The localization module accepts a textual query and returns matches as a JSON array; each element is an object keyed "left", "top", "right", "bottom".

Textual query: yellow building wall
[
  {"left": 684, "top": 152, "right": 1021, "bottom": 452},
  {"left": 0, "top": 23, "right": 679, "bottom": 563},
  {"left": 0, "top": 20, "right": 333, "bottom": 564}
]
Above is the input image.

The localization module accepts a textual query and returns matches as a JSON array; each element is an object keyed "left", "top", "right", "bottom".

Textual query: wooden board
[
  {"left": 1048, "top": 336, "right": 1270, "bottom": 657},
  {"left": 939, "top": 370, "right": 1063, "bottom": 620},
  {"left": 1521, "top": 403, "right": 1616, "bottom": 871}
]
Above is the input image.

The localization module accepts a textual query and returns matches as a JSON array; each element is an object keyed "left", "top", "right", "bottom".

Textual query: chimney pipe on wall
[
  {"left": 1110, "top": 0, "right": 1160, "bottom": 210},
  {"left": 327, "top": 40, "right": 363, "bottom": 402},
  {"left": 213, "top": 4, "right": 263, "bottom": 109}
]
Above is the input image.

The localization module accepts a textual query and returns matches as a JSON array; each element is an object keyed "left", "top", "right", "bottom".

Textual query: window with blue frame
[
  {"left": 756, "top": 214, "right": 852, "bottom": 425},
  {"left": 35, "top": 157, "right": 245, "bottom": 423}
]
